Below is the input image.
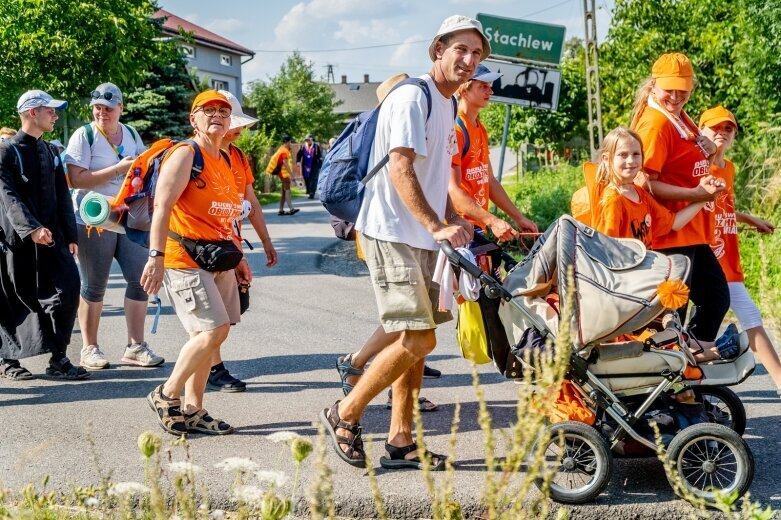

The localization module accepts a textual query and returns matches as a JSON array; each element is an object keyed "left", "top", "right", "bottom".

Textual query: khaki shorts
[
  {"left": 281, "top": 177, "right": 291, "bottom": 190},
  {"left": 163, "top": 268, "right": 240, "bottom": 333},
  {"left": 358, "top": 232, "right": 452, "bottom": 333}
]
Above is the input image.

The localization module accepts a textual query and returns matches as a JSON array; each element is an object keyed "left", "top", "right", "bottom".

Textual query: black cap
[{"left": 282, "top": 134, "right": 292, "bottom": 143}]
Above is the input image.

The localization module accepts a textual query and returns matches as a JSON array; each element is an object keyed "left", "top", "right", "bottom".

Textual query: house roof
[
  {"left": 154, "top": 9, "right": 255, "bottom": 57},
  {"left": 329, "top": 82, "right": 381, "bottom": 115}
]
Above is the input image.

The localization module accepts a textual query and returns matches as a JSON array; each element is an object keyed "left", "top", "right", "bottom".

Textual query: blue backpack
[{"left": 317, "top": 77, "right": 456, "bottom": 223}]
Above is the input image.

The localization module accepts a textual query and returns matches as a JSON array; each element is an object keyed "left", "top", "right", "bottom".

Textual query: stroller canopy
[{"left": 504, "top": 215, "right": 690, "bottom": 350}]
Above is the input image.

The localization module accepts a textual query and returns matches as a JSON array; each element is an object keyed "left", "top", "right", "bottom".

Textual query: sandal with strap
[
  {"left": 385, "top": 389, "right": 438, "bottom": 412},
  {"left": 184, "top": 409, "right": 234, "bottom": 435},
  {"left": 336, "top": 354, "right": 364, "bottom": 396},
  {"left": 0, "top": 361, "right": 34, "bottom": 381},
  {"left": 318, "top": 400, "right": 366, "bottom": 468},
  {"left": 45, "top": 357, "right": 90, "bottom": 380},
  {"left": 208, "top": 363, "right": 247, "bottom": 393},
  {"left": 379, "top": 442, "right": 446, "bottom": 471},
  {"left": 147, "top": 384, "right": 187, "bottom": 435}
]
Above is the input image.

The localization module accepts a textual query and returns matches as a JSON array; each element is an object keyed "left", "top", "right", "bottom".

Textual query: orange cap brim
[
  {"left": 655, "top": 76, "right": 693, "bottom": 91},
  {"left": 700, "top": 115, "right": 737, "bottom": 130}
]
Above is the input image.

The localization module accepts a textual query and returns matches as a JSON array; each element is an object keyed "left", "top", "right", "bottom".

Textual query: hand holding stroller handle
[{"left": 439, "top": 240, "right": 484, "bottom": 279}]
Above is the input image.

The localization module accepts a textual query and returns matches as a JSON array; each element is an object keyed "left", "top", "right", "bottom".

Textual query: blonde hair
[
  {"left": 0, "top": 127, "right": 17, "bottom": 138},
  {"left": 596, "top": 127, "right": 644, "bottom": 190},
  {"left": 629, "top": 77, "right": 655, "bottom": 130}
]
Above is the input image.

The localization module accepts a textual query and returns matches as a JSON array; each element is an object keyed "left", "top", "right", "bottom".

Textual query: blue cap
[
  {"left": 17, "top": 90, "right": 68, "bottom": 113},
  {"left": 471, "top": 64, "right": 502, "bottom": 83}
]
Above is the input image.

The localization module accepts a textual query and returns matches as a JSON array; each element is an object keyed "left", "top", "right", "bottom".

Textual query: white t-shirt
[
  {"left": 355, "top": 74, "right": 457, "bottom": 251},
  {"left": 65, "top": 123, "right": 146, "bottom": 225}
]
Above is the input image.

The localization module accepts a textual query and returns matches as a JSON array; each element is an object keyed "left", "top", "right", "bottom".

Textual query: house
[
  {"left": 327, "top": 74, "right": 381, "bottom": 121},
  {"left": 154, "top": 9, "right": 255, "bottom": 102}
]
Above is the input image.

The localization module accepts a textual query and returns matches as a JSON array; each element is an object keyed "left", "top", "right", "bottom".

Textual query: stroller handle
[{"left": 438, "top": 240, "right": 514, "bottom": 301}]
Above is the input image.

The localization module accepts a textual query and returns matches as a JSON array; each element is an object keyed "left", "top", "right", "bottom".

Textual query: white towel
[
  {"left": 646, "top": 95, "right": 700, "bottom": 141},
  {"left": 433, "top": 248, "right": 481, "bottom": 312}
]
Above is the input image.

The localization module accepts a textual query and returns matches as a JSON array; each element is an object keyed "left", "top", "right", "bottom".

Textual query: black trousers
[
  {"left": 658, "top": 244, "right": 730, "bottom": 342},
  {"left": 305, "top": 170, "right": 319, "bottom": 196}
]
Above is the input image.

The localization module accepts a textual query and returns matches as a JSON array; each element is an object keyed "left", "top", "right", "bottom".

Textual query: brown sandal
[
  {"left": 147, "top": 384, "right": 187, "bottom": 435},
  {"left": 318, "top": 401, "right": 366, "bottom": 468},
  {"left": 184, "top": 409, "right": 234, "bottom": 435}
]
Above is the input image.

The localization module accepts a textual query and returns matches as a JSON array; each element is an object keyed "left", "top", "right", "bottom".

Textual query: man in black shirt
[{"left": 0, "top": 90, "right": 87, "bottom": 380}]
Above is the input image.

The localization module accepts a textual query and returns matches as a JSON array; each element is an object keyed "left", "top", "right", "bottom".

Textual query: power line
[{"left": 251, "top": 39, "right": 428, "bottom": 53}]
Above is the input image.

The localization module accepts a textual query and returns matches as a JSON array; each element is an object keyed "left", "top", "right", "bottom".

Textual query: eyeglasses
[
  {"left": 91, "top": 91, "right": 115, "bottom": 101},
  {"left": 197, "top": 106, "right": 232, "bottom": 118}
]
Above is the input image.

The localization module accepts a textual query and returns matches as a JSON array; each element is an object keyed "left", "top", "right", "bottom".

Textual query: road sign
[
  {"left": 484, "top": 59, "right": 562, "bottom": 111},
  {"left": 477, "top": 13, "right": 566, "bottom": 66}
]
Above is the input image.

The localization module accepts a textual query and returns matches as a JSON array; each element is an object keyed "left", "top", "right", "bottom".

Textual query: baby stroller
[{"left": 441, "top": 215, "right": 756, "bottom": 505}]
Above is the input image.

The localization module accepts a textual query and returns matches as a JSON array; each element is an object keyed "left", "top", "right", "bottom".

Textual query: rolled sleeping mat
[{"left": 79, "top": 192, "right": 125, "bottom": 233}]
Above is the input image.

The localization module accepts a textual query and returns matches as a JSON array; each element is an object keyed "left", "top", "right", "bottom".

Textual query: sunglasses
[
  {"left": 197, "top": 106, "right": 231, "bottom": 118},
  {"left": 91, "top": 91, "right": 117, "bottom": 101}
]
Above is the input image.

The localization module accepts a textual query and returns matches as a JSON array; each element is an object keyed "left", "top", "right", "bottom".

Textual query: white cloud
[
  {"left": 389, "top": 35, "right": 428, "bottom": 69},
  {"left": 334, "top": 19, "right": 400, "bottom": 45}
]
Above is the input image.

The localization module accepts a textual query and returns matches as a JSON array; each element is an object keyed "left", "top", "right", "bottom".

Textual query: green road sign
[{"left": 477, "top": 13, "right": 566, "bottom": 65}]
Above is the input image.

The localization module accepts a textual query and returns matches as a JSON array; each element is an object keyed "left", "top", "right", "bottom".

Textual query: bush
[
  {"left": 233, "top": 127, "right": 278, "bottom": 196},
  {"left": 504, "top": 165, "right": 583, "bottom": 232}
]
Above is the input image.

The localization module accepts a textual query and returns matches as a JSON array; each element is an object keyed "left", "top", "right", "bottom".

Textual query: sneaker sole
[
  {"left": 207, "top": 382, "right": 247, "bottom": 393},
  {"left": 122, "top": 357, "right": 165, "bottom": 368},
  {"left": 146, "top": 392, "right": 188, "bottom": 436},
  {"left": 80, "top": 362, "right": 110, "bottom": 369},
  {"left": 45, "top": 368, "right": 91, "bottom": 380}
]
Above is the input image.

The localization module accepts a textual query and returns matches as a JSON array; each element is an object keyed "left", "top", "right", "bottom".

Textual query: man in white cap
[
  {"left": 206, "top": 90, "right": 278, "bottom": 392},
  {"left": 450, "top": 63, "right": 538, "bottom": 240},
  {"left": 320, "top": 15, "right": 489, "bottom": 470},
  {"left": 0, "top": 90, "right": 88, "bottom": 381},
  {"left": 295, "top": 133, "right": 322, "bottom": 199}
]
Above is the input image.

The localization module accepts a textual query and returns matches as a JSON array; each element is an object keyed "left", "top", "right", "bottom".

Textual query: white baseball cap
[
  {"left": 428, "top": 15, "right": 491, "bottom": 62},
  {"left": 218, "top": 90, "right": 258, "bottom": 130},
  {"left": 17, "top": 90, "right": 68, "bottom": 113},
  {"left": 471, "top": 64, "right": 502, "bottom": 84}
]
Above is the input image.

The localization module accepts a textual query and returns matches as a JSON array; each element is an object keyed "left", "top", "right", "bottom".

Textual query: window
[
  {"left": 180, "top": 44, "right": 195, "bottom": 59},
  {"left": 220, "top": 54, "right": 232, "bottom": 66},
  {"left": 212, "top": 79, "right": 228, "bottom": 91}
]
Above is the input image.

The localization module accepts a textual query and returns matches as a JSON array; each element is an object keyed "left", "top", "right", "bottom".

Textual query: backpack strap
[
  {"left": 83, "top": 123, "right": 95, "bottom": 147},
  {"left": 182, "top": 139, "right": 205, "bottom": 182},
  {"left": 122, "top": 123, "right": 140, "bottom": 143},
  {"left": 229, "top": 143, "right": 250, "bottom": 170},
  {"left": 456, "top": 116, "right": 470, "bottom": 159},
  {"left": 219, "top": 149, "right": 232, "bottom": 168},
  {"left": 451, "top": 97, "right": 458, "bottom": 120},
  {"left": 8, "top": 144, "right": 28, "bottom": 183}
]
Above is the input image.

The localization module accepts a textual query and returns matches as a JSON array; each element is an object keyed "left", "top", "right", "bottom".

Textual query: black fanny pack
[{"left": 169, "top": 231, "right": 243, "bottom": 272}]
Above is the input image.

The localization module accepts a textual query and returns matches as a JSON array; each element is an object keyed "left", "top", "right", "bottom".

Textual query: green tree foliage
[
  {"left": 481, "top": 38, "right": 588, "bottom": 149},
  {"left": 600, "top": 0, "right": 781, "bottom": 132},
  {"left": 244, "top": 52, "right": 342, "bottom": 142},
  {"left": 123, "top": 48, "right": 196, "bottom": 141},
  {"left": 0, "top": 0, "right": 164, "bottom": 129}
]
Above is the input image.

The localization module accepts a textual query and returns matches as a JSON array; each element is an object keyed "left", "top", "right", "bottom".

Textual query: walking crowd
[{"left": 1, "top": 14, "right": 779, "bottom": 473}]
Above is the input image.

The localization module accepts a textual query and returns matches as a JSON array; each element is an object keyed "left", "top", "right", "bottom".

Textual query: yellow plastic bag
[{"left": 456, "top": 300, "right": 492, "bottom": 365}]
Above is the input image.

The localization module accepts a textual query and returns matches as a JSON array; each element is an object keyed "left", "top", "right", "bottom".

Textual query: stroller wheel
[
  {"left": 534, "top": 421, "right": 612, "bottom": 504},
  {"left": 667, "top": 423, "right": 754, "bottom": 504},
  {"left": 692, "top": 386, "right": 746, "bottom": 435}
]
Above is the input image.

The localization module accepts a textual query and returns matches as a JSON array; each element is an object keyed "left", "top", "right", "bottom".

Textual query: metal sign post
[
  {"left": 497, "top": 104, "right": 512, "bottom": 183},
  {"left": 583, "top": 0, "right": 604, "bottom": 161}
]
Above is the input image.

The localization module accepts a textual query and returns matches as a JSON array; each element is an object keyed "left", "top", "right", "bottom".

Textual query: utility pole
[
  {"left": 583, "top": 0, "right": 604, "bottom": 161},
  {"left": 325, "top": 64, "right": 335, "bottom": 84}
]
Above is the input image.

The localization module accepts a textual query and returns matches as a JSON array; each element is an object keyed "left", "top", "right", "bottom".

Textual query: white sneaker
[
  {"left": 122, "top": 342, "right": 164, "bottom": 367},
  {"left": 80, "top": 345, "right": 110, "bottom": 369}
]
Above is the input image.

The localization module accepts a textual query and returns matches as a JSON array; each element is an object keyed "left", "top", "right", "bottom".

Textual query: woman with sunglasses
[
  {"left": 64, "top": 82, "right": 165, "bottom": 370},
  {"left": 141, "top": 90, "right": 243, "bottom": 435}
]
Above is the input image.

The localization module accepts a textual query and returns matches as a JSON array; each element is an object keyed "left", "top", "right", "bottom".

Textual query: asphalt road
[{"left": 1, "top": 197, "right": 779, "bottom": 519}]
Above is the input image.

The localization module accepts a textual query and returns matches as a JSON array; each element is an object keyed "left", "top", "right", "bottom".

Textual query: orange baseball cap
[
  {"left": 191, "top": 90, "right": 231, "bottom": 112},
  {"left": 699, "top": 106, "right": 738, "bottom": 129},
  {"left": 652, "top": 53, "right": 694, "bottom": 91}
]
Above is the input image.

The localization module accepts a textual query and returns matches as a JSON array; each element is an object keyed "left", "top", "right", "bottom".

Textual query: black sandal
[
  {"left": 336, "top": 354, "right": 364, "bottom": 396},
  {"left": 45, "top": 357, "right": 90, "bottom": 380},
  {"left": 379, "top": 442, "right": 446, "bottom": 471},
  {"left": 208, "top": 364, "right": 247, "bottom": 393},
  {"left": 318, "top": 401, "right": 366, "bottom": 468},
  {"left": 0, "top": 361, "right": 34, "bottom": 381}
]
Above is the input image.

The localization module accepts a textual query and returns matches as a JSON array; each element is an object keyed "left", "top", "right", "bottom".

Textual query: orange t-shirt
[
  {"left": 634, "top": 108, "right": 713, "bottom": 248},
  {"left": 276, "top": 146, "right": 291, "bottom": 180},
  {"left": 228, "top": 144, "right": 255, "bottom": 240},
  {"left": 709, "top": 159, "right": 743, "bottom": 282},
  {"left": 163, "top": 143, "right": 243, "bottom": 269},
  {"left": 593, "top": 185, "right": 675, "bottom": 248},
  {"left": 452, "top": 112, "right": 490, "bottom": 228}
]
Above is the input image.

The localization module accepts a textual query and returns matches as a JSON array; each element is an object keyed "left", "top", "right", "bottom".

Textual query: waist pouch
[{"left": 169, "top": 231, "right": 243, "bottom": 272}]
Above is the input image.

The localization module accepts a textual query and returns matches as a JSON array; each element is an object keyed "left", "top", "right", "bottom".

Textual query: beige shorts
[
  {"left": 281, "top": 177, "right": 291, "bottom": 190},
  {"left": 358, "top": 232, "right": 452, "bottom": 333},
  {"left": 163, "top": 268, "right": 240, "bottom": 333}
]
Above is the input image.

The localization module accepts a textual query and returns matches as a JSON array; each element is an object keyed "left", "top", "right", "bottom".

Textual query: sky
[{"left": 157, "top": 0, "right": 615, "bottom": 91}]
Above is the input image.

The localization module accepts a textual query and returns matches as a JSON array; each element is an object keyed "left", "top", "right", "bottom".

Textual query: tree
[
  {"left": 123, "top": 47, "right": 196, "bottom": 141},
  {"left": 599, "top": 0, "right": 781, "bottom": 133},
  {"left": 244, "top": 52, "right": 343, "bottom": 142},
  {"left": 0, "top": 0, "right": 165, "bottom": 129},
  {"left": 480, "top": 38, "right": 588, "bottom": 150}
]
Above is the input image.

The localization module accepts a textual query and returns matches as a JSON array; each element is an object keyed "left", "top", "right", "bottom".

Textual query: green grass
[
  {"left": 501, "top": 165, "right": 583, "bottom": 232},
  {"left": 257, "top": 187, "right": 306, "bottom": 207}
]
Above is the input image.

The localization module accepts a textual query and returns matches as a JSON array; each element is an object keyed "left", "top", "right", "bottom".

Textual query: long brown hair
[{"left": 596, "top": 127, "right": 644, "bottom": 191}]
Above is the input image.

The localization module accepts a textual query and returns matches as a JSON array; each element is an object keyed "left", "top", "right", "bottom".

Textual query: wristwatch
[{"left": 149, "top": 249, "right": 165, "bottom": 258}]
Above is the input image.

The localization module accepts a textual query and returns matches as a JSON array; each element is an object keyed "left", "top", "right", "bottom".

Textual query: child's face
[
  {"left": 609, "top": 137, "right": 642, "bottom": 184},
  {"left": 701, "top": 121, "right": 736, "bottom": 152}
]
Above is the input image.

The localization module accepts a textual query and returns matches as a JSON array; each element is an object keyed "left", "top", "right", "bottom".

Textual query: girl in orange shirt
[
  {"left": 593, "top": 127, "right": 736, "bottom": 362},
  {"left": 700, "top": 106, "right": 781, "bottom": 395}
]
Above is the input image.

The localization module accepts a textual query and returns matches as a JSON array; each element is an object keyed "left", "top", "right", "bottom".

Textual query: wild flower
[
  {"left": 107, "top": 481, "right": 150, "bottom": 496},
  {"left": 233, "top": 484, "right": 265, "bottom": 505},
  {"left": 214, "top": 457, "right": 259, "bottom": 473},
  {"left": 168, "top": 461, "right": 203, "bottom": 476},
  {"left": 84, "top": 496, "right": 99, "bottom": 508},
  {"left": 255, "top": 470, "right": 289, "bottom": 487},
  {"left": 291, "top": 437, "right": 314, "bottom": 463},
  {"left": 137, "top": 431, "right": 162, "bottom": 459},
  {"left": 209, "top": 509, "right": 226, "bottom": 519},
  {"left": 266, "top": 431, "right": 301, "bottom": 443},
  {"left": 261, "top": 492, "right": 292, "bottom": 520}
]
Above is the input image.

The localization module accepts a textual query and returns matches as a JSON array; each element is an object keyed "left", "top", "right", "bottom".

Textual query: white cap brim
[
  {"left": 229, "top": 113, "right": 259, "bottom": 130},
  {"left": 472, "top": 71, "right": 502, "bottom": 83}
]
